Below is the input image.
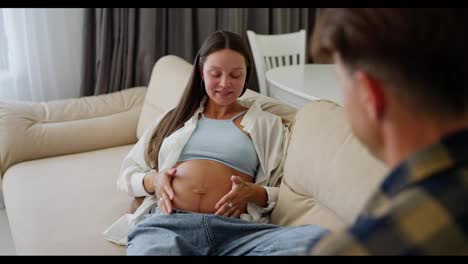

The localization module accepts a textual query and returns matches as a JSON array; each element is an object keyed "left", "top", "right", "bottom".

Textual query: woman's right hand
[{"left": 144, "top": 168, "right": 177, "bottom": 214}]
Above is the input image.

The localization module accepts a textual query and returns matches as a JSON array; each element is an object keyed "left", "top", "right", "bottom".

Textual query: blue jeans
[{"left": 127, "top": 206, "right": 329, "bottom": 255}]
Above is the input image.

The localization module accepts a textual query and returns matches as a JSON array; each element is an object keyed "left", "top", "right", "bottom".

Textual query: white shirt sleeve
[
  {"left": 247, "top": 110, "right": 288, "bottom": 220},
  {"left": 117, "top": 128, "right": 155, "bottom": 197},
  {"left": 117, "top": 111, "right": 170, "bottom": 197}
]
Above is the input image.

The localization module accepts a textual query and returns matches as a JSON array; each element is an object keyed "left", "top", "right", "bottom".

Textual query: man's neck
[{"left": 382, "top": 114, "right": 468, "bottom": 169}]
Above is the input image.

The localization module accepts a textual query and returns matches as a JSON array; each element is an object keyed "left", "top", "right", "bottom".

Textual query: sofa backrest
[
  {"left": 137, "top": 55, "right": 194, "bottom": 139},
  {"left": 271, "top": 100, "right": 388, "bottom": 230},
  {"left": 137, "top": 55, "right": 297, "bottom": 138}
]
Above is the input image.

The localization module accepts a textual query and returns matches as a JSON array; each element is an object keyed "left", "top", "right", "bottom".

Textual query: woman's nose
[{"left": 219, "top": 76, "right": 230, "bottom": 87}]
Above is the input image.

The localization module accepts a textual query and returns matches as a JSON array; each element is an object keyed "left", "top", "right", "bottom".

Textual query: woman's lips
[{"left": 216, "top": 90, "right": 233, "bottom": 96}]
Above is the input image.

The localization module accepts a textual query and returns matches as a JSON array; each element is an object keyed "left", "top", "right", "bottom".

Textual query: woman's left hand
[{"left": 214, "top": 175, "right": 253, "bottom": 218}]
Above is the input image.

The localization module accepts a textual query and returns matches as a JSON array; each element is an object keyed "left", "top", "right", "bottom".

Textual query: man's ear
[
  {"left": 354, "top": 71, "right": 386, "bottom": 121},
  {"left": 199, "top": 65, "right": 204, "bottom": 81}
]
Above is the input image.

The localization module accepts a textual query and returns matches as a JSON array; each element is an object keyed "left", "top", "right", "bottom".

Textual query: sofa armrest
[{"left": 0, "top": 87, "right": 147, "bottom": 176}]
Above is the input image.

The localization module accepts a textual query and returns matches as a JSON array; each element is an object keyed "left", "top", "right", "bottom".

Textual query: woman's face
[{"left": 201, "top": 48, "right": 247, "bottom": 106}]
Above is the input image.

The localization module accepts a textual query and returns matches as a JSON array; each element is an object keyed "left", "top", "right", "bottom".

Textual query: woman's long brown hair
[{"left": 145, "top": 31, "right": 254, "bottom": 170}]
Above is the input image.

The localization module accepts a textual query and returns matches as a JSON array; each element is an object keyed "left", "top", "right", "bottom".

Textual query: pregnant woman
[{"left": 104, "top": 30, "right": 328, "bottom": 255}]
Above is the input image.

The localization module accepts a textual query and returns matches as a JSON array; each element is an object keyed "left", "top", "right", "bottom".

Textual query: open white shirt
[{"left": 103, "top": 97, "right": 288, "bottom": 245}]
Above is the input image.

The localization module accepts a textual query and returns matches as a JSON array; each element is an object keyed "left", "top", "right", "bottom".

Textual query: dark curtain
[{"left": 81, "top": 8, "right": 317, "bottom": 96}]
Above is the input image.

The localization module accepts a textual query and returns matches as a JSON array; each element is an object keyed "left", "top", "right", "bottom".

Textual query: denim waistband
[
  {"left": 170, "top": 209, "right": 191, "bottom": 214},
  {"left": 149, "top": 203, "right": 192, "bottom": 215}
]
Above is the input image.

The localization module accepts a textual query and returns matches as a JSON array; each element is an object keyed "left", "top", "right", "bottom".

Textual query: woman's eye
[{"left": 210, "top": 73, "right": 221, "bottom": 78}]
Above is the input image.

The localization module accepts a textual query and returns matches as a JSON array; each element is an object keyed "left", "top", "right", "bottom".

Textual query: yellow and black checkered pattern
[{"left": 310, "top": 129, "right": 468, "bottom": 255}]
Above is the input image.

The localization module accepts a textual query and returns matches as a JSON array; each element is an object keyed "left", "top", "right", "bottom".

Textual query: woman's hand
[
  {"left": 145, "top": 168, "right": 177, "bottom": 214},
  {"left": 214, "top": 175, "right": 254, "bottom": 218}
]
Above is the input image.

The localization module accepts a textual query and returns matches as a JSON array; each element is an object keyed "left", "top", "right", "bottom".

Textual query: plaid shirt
[{"left": 310, "top": 129, "right": 468, "bottom": 255}]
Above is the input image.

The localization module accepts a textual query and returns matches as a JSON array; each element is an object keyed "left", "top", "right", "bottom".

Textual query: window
[
  {"left": 0, "top": 8, "right": 12, "bottom": 98},
  {"left": 0, "top": 9, "right": 84, "bottom": 101},
  {"left": 0, "top": 9, "right": 9, "bottom": 72}
]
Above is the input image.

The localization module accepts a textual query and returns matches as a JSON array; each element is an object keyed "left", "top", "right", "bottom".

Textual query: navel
[{"left": 192, "top": 188, "right": 207, "bottom": 194}]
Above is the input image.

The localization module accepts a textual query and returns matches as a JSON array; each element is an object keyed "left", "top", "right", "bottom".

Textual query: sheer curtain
[{"left": 0, "top": 8, "right": 84, "bottom": 102}]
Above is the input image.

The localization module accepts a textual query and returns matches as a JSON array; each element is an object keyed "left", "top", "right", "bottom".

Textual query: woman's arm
[
  {"left": 248, "top": 113, "right": 289, "bottom": 218},
  {"left": 143, "top": 172, "right": 156, "bottom": 194},
  {"left": 117, "top": 129, "right": 155, "bottom": 197},
  {"left": 258, "top": 115, "right": 288, "bottom": 193},
  {"left": 214, "top": 176, "right": 269, "bottom": 217},
  {"left": 142, "top": 168, "right": 177, "bottom": 214},
  {"left": 248, "top": 184, "right": 268, "bottom": 207},
  {"left": 117, "top": 109, "right": 171, "bottom": 197},
  {"left": 215, "top": 111, "right": 288, "bottom": 218}
]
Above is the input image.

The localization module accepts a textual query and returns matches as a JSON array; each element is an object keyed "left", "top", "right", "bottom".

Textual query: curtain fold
[{"left": 81, "top": 8, "right": 316, "bottom": 96}]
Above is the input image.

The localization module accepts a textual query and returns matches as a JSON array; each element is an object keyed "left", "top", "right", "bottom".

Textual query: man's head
[{"left": 312, "top": 8, "right": 468, "bottom": 162}]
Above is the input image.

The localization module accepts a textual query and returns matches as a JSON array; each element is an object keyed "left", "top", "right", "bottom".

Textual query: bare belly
[{"left": 171, "top": 159, "right": 254, "bottom": 214}]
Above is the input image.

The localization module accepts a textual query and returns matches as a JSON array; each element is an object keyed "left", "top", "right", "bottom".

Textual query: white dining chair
[{"left": 247, "top": 29, "right": 306, "bottom": 96}]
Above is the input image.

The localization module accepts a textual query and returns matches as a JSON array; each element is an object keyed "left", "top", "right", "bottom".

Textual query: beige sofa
[{"left": 0, "top": 55, "right": 387, "bottom": 255}]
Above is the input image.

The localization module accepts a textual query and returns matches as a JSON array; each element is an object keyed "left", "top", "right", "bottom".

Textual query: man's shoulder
[{"left": 339, "top": 176, "right": 468, "bottom": 255}]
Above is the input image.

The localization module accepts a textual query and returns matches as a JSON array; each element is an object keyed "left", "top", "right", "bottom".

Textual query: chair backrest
[{"left": 247, "top": 29, "right": 306, "bottom": 96}]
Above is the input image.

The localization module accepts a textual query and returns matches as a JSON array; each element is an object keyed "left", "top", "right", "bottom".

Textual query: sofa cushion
[
  {"left": 271, "top": 100, "right": 388, "bottom": 230},
  {"left": 273, "top": 179, "right": 345, "bottom": 230},
  {"left": 2, "top": 145, "right": 134, "bottom": 255},
  {"left": 136, "top": 55, "right": 193, "bottom": 139}
]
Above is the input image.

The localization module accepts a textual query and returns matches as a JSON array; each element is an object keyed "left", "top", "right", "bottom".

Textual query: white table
[{"left": 265, "top": 64, "right": 343, "bottom": 108}]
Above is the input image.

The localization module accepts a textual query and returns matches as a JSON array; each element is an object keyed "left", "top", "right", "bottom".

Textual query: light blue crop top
[{"left": 178, "top": 110, "right": 259, "bottom": 177}]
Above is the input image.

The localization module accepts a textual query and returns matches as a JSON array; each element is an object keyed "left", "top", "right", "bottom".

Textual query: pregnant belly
[{"left": 171, "top": 159, "right": 254, "bottom": 214}]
